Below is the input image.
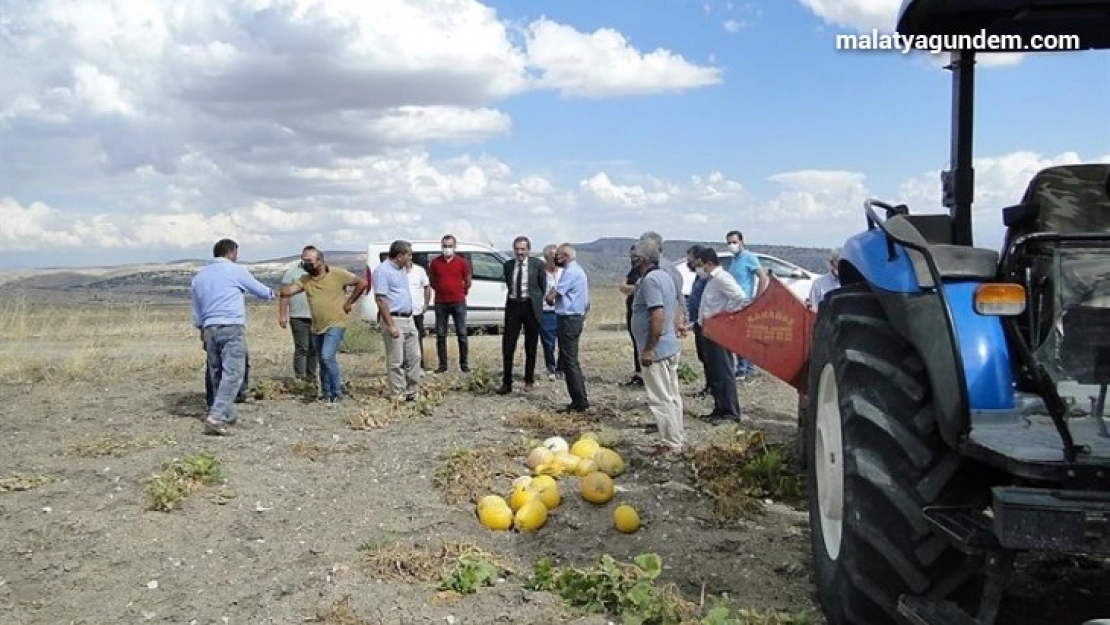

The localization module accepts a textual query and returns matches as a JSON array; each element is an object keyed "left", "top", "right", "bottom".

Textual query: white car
[
  {"left": 674, "top": 251, "right": 819, "bottom": 303},
  {"left": 360, "top": 240, "right": 511, "bottom": 333}
]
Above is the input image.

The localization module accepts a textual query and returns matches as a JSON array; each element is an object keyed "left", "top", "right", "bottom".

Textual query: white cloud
[
  {"left": 3, "top": 150, "right": 1107, "bottom": 263},
  {"left": 524, "top": 18, "right": 723, "bottom": 98}
]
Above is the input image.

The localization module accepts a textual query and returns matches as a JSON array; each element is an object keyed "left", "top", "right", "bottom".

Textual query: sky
[{"left": 0, "top": 0, "right": 1107, "bottom": 268}]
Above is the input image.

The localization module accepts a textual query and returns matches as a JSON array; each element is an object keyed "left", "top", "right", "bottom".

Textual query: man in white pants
[
  {"left": 629, "top": 237, "right": 685, "bottom": 456},
  {"left": 372, "top": 240, "right": 422, "bottom": 401}
]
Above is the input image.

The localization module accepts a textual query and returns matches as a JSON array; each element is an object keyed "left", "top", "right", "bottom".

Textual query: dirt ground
[{"left": 0, "top": 291, "right": 1106, "bottom": 625}]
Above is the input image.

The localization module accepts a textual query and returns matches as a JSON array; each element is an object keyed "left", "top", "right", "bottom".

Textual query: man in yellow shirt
[{"left": 278, "top": 246, "right": 368, "bottom": 403}]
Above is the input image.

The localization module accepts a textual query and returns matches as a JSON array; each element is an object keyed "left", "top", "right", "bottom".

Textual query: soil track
[{"left": 0, "top": 299, "right": 1106, "bottom": 624}]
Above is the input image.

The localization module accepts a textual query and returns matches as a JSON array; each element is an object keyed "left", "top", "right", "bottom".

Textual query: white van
[
  {"left": 674, "top": 251, "right": 819, "bottom": 303},
  {"left": 359, "top": 240, "right": 512, "bottom": 333}
]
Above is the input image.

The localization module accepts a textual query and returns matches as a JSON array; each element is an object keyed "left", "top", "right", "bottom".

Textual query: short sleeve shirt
[
  {"left": 729, "top": 251, "right": 761, "bottom": 300},
  {"left": 297, "top": 267, "right": 356, "bottom": 334},
  {"left": 630, "top": 268, "right": 680, "bottom": 361}
]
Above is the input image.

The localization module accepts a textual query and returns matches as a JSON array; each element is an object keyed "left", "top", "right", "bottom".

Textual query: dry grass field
[{"left": 0, "top": 286, "right": 1106, "bottom": 625}]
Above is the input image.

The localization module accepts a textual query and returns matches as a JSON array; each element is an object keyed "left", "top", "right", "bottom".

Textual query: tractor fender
[{"left": 838, "top": 229, "right": 1015, "bottom": 448}]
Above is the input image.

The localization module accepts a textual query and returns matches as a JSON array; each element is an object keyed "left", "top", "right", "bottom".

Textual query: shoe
[
  {"left": 496, "top": 385, "right": 512, "bottom": 395},
  {"left": 558, "top": 403, "right": 589, "bottom": 413},
  {"left": 435, "top": 367, "right": 447, "bottom": 374},
  {"left": 548, "top": 373, "right": 556, "bottom": 382},
  {"left": 460, "top": 365, "right": 470, "bottom": 373},
  {"left": 621, "top": 375, "right": 644, "bottom": 387},
  {"left": 203, "top": 416, "right": 230, "bottom": 436},
  {"left": 524, "top": 382, "right": 536, "bottom": 392},
  {"left": 405, "top": 393, "right": 417, "bottom": 402},
  {"left": 639, "top": 443, "right": 676, "bottom": 457},
  {"left": 707, "top": 414, "right": 739, "bottom": 425}
]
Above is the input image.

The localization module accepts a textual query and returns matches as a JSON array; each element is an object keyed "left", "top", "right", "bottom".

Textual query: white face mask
[
  {"left": 695, "top": 267, "right": 708, "bottom": 278},
  {"left": 442, "top": 246, "right": 455, "bottom": 257},
  {"left": 727, "top": 242, "right": 741, "bottom": 254}
]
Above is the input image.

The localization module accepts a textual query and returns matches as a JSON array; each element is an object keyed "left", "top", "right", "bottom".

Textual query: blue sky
[{"left": 0, "top": 0, "right": 1107, "bottom": 268}]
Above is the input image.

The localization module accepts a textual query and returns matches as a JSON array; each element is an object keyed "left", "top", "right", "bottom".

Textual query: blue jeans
[
  {"left": 313, "top": 326, "right": 346, "bottom": 400},
  {"left": 203, "top": 324, "right": 248, "bottom": 424},
  {"left": 541, "top": 310, "right": 560, "bottom": 373}
]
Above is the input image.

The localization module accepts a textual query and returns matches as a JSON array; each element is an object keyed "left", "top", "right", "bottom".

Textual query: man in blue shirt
[
  {"left": 725, "top": 230, "right": 767, "bottom": 378},
  {"left": 630, "top": 237, "right": 685, "bottom": 455},
  {"left": 545, "top": 243, "right": 590, "bottom": 412},
  {"left": 191, "top": 238, "right": 275, "bottom": 435}
]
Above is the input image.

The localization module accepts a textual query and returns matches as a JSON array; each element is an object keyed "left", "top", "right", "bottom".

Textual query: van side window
[{"left": 468, "top": 253, "right": 504, "bottom": 281}]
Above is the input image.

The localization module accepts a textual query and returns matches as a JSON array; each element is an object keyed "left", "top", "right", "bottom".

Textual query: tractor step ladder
[
  {"left": 898, "top": 596, "right": 981, "bottom": 625},
  {"left": 921, "top": 505, "right": 1000, "bottom": 554},
  {"left": 896, "top": 506, "right": 1007, "bottom": 625}
]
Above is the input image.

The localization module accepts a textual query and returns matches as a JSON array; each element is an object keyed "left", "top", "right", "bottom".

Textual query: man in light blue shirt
[
  {"left": 725, "top": 229, "right": 768, "bottom": 378},
  {"left": 630, "top": 237, "right": 684, "bottom": 455},
  {"left": 191, "top": 238, "right": 275, "bottom": 435},
  {"left": 373, "top": 240, "right": 421, "bottom": 401},
  {"left": 545, "top": 243, "right": 590, "bottom": 412}
]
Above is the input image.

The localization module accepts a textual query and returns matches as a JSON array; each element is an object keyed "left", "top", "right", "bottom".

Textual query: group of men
[{"left": 190, "top": 231, "right": 839, "bottom": 451}]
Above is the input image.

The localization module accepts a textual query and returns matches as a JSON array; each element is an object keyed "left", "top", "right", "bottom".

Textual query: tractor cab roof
[{"left": 897, "top": 0, "right": 1110, "bottom": 50}]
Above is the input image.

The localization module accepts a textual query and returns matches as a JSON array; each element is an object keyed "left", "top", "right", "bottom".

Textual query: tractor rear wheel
[{"left": 806, "top": 284, "right": 986, "bottom": 624}]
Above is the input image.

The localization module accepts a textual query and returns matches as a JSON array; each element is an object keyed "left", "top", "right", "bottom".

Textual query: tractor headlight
[{"left": 973, "top": 283, "right": 1026, "bottom": 316}]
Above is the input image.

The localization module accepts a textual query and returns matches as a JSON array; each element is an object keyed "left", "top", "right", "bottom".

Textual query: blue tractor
[{"left": 804, "top": 1, "right": 1110, "bottom": 624}]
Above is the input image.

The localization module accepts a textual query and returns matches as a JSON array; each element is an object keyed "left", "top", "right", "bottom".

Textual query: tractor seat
[{"left": 885, "top": 214, "right": 999, "bottom": 288}]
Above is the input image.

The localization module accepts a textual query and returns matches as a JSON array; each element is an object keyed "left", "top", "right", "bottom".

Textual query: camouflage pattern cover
[{"left": 1019, "top": 163, "right": 1110, "bottom": 234}]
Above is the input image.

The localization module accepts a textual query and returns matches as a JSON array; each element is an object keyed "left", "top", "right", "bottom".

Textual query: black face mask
[
  {"left": 686, "top": 261, "right": 695, "bottom": 271},
  {"left": 554, "top": 259, "right": 566, "bottom": 268},
  {"left": 301, "top": 260, "right": 314, "bottom": 273}
]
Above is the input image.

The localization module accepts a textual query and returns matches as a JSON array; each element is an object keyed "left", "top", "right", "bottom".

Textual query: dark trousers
[
  {"left": 502, "top": 300, "right": 540, "bottom": 386},
  {"left": 556, "top": 314, "right": 588, "bottom": 409},
  {"left": 693, "top": 323, "right": 710, "bottom": 390},
  {"left": 206, "top": 349, "right": 249, "bottom": 407},
  {"left": 290, "top": 317, "right": 318, "bottom": 380},
  {"left": 625, "top": 296, "right": 641, "bottom": 374},
  {"left": 414, "top": 313, "right": 426, "bottom": 368},
  {"left": 702, "top": 334, "right": 740, "bottom": 418},
  {"left": 435, "top": 302, "right": 469, "bottom": 370}
]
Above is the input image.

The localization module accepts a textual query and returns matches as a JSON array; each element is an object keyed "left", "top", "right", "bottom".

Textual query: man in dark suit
[{"left": 498, "top": 235, "right": 546, "bottom": 394}]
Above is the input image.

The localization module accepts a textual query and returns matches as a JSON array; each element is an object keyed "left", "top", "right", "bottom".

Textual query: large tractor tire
[{"left": 806, "top": 284, "right": 986, "bottom": 624}]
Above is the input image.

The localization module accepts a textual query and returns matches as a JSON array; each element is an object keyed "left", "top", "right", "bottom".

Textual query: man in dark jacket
[{"left": 499, "top": 235, "right": 547, "bottom": 394}]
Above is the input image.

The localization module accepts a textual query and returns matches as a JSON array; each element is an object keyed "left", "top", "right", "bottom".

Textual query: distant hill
[{"left": 0, "top": 239, "right": 828, "bottom": 300}]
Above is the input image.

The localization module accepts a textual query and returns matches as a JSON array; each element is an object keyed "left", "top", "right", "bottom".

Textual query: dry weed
[
  {"left": 685, "top": 429, "right": 804, "bottom": 523},
  {"left": 290, "top": 441, "right": 367, "bottom": 461},
  {"left": 69, "top": 435, "right": 177, "bottom": 458},
  {"left": 359, "top": 539, "right": 508, "bottom": 584},
  {"left": 309, "top": 595, "right": 377, "bottom": 625},
  {"left": 508, "top": 409, "right": 598, "bottom": 440},
  {"left": 432, "top": 446, "right": 521, "bottom": 505},
  {"left": 0, "top": 475, "right": 54, "bottom": 492}
]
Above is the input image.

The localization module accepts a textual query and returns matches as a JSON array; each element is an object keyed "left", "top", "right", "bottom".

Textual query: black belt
[{"left": 391, "top": 311, "right": 412, "bottom": 317}]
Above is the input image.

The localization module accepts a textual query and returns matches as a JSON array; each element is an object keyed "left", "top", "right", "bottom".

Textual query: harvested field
[{"left": 0, "top": 288, "right": 1105, "bottom": 624}]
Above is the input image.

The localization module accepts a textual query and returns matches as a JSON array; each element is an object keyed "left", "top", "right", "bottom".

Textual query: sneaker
[
  {"left": 621, "top": 375, "right": 644, "bottom": 387},
  {"left": 548, "top": 372, "right": 556, "bottom": 382},
  {"left": 203, "top": 416, "right": 230, "bottom": 436}
]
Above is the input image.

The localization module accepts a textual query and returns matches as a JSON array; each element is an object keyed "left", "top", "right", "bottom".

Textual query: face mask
[
  {"left": 301, "top": 260, "right": 314, "bottom": 273},
  {"left": 686, "top": 261, "right": 695, "bottom": 271},
  {"left": 727, "top": 243, "right": 741, "bottom": 254},
  {"left": 696, "top": 267, "right": 708, "bottom": 278},
  {"left": 442, "top": 247, "right": 455, "bottom": 257},
  {"left": 554, "top": 258, "right": 566, "bottom": 268}
]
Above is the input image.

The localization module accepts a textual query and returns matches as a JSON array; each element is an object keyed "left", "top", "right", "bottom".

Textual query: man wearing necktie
[{"left": 499, "top": 236, "right": 546, "bottom": 394}]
